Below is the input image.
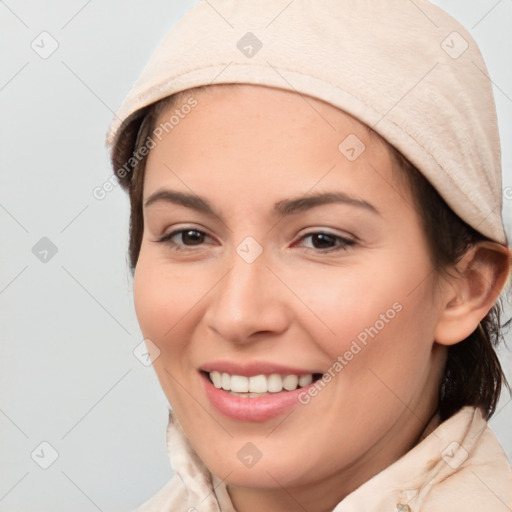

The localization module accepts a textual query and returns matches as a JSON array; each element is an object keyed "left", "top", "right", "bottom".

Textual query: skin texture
[{"left": 133, "top": 84, "right": 509, "bottom": 512}]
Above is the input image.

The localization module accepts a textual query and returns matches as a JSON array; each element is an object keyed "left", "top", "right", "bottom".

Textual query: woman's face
[{"left": 134, "top": 85, "right": 449, "bottom": 497}]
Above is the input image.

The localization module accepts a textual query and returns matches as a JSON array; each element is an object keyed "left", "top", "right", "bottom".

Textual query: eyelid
[{"left": 295, "top": 226, "right": 356, "bottom": 241}]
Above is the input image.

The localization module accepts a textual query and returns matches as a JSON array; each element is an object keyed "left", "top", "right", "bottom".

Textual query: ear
[{"left": 434, "top": 242, "right": 511, "bottom": 346}]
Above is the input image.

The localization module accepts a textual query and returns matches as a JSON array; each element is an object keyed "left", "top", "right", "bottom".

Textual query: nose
[{"left": 204, "top": 247, "right": 291, "bottom": 344}]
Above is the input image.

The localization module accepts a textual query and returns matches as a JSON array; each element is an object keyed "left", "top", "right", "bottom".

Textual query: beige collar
[{"left": 165, "top": 407, "right": 511, "bottom": 511}]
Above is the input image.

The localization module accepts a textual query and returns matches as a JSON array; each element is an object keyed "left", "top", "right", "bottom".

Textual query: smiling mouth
[{"left": 202, "top": 370, "right": 323, "bottom": 397}]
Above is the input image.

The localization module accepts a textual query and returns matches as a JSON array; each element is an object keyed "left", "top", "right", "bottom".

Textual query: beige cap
[{"left": 107, "top": 0, "right": 507, "bottom": 244}]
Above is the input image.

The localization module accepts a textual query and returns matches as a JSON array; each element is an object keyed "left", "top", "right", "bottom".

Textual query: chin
[{"left": 210, "top": 459, "right": 309, "bottom": 489}]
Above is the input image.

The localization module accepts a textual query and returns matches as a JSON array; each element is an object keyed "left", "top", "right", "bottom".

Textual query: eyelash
[{"left": 156, "top": 228, "right": 356, "bottom": 253}]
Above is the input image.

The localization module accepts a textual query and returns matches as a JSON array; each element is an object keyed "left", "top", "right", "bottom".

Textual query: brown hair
[
  {"left": 389, "top": 149, "right": 511, "bottom": 421},
  {"left": 113, "top": 86, "right": 510, "bottom": 421}
]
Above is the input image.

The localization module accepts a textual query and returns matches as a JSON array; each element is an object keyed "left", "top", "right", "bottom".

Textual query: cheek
[
  {"left": 133, "top": 254, "right": 206, "bottom": 407},
  {"left": 328, "top": 280, "right": 439, "bottom": 415},
  {"left": 133, "top": 248, "right": 228, "bottom": 359},
  {"left": 133, "top": 253, "right": 200, "bottom": 346},
  {"left": 285, "top": 248, "right": 438, "bottom": 381},
  {"left": 283, "top": 260, "right": 415, "bottom": 348},
  {"left": 133, "top": 261, "right": 171, "bottom": 341}
]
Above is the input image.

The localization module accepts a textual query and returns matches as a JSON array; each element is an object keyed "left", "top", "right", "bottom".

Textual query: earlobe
[{"left": 434, "top": 242, "right": 511, "bottom": 346}]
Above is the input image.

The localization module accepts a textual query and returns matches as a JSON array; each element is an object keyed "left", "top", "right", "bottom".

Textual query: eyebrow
[
  {"left": 274, "top": 192, "right": 379, "bottom": 216},
  {"left": 144, "top": 190, "right": 216, "bottom": 215},
  {"left": 143, "top": 189, "right": 379, "bottom": 217}
]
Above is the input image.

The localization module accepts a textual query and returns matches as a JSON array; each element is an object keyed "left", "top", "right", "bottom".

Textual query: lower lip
[{"left": 201, "top": 372, "right": 314, "bottom": 422}]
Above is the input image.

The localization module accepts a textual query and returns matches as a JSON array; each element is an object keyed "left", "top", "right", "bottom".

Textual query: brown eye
[
  {"left": 157, "top": 228, "right": 213, "bottom": 248},
  {"left": 180, "top": 229, "right": 205, "bottom": 245},
  {"left": 296, "top": 231, "right": 356, "bottom": 252},
  {"left": 310, "top": 233, "right": 337, "bottom": 249}
]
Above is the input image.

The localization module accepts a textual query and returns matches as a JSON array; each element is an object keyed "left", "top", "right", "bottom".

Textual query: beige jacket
[{"left": 137, "top": 407, "right": 511, "bottom": 511}]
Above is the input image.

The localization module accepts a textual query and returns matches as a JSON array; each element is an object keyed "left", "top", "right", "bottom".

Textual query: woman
[{"left": 107, "top": 1, "right": 511, "bottom": 510}]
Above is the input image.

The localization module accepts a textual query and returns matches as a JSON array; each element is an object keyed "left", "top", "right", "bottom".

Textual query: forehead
[
  {"left": 143, "top": 84, "right": 406, "bottom": 210},
  {"left": 153, "top": 84, "right": 375, "bottom": 148}
]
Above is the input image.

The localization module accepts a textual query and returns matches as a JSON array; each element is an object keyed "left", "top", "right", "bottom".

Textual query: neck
[{"left": 227, "top": 392, "right": 441, "bottom": 512}]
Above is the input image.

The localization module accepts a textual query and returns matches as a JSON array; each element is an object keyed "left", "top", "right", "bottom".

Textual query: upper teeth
[{"left": 209, "top": 371, "right": 313, "bottom": 393}]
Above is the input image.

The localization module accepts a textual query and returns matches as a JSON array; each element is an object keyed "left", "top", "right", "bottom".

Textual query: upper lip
[{"left": 199, "top": 360, "right": 321, "bottom": 377}]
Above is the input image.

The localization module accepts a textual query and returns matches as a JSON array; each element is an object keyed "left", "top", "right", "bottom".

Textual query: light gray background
[{"left": 1, "top": 1, "right": 511, "bottom": 511}]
